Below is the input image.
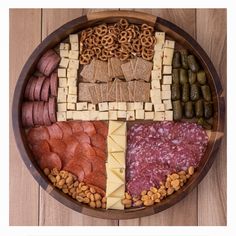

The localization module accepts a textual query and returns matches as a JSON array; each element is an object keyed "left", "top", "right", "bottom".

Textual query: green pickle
[
  {"left": 204, "top": 101, "right": 213, "bottom": 119},
  {"left": 201, "top": 85, "right": 212, "bottom": 101},
  {"left": 180, "top": 49, "right": 189, "bottom": 69},
  {"left": 190, "top": 83, "right": 200, "bottom": 101},
  {"left": 182, "top": 83, "right": 190, "bottom": 102},
  {"left": 195, "top": 100, "right": 204, "bottom": 117},
  {"left": 171, "top": 83, "right": 181, "bottom": 100},
  {"left": 197, "top": 118, "right": 212, "bottom": 130},
  {"left": 172, "top": 69, "right": 180, "bottom": 84},
  {"left": 197, "top": 70, "right": 207, "bottom": 85},
  {"left": 185, "top": 101, "right": 194, "bottom": 118},
  {"left": 172, "top": 51, "right": 181, "bottom": 68},
  {"left": 187, "top": 54, "right": 200, "bottom": 72},
  {"left": 188, "top": 70, "right": 197, "bottom": 84},
  {"left": 173, "top": 100, "right": 183, "bottom": 120},
  {"left": 179, "top": 68, "right": 188, "bottom": 85}
]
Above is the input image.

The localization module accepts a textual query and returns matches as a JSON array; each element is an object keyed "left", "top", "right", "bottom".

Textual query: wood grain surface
[{"left": 9, "top": 8, "right": 227, "bottom": 226}]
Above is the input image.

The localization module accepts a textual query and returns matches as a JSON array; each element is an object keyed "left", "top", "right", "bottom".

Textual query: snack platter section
[{"left": 14, "top": 12, "right": 224, "bottom": 219}]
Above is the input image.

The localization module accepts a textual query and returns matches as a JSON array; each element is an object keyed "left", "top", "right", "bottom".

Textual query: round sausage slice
[
  {"left": 64, "top": 159, "right": 85, "bottom": 182},
  {"left": 43, "top": 102, "right": 52, "bottom": 126},
  {"left": 34, "top": 76, "right": 45, "bottom": 101},
  {"left": 81, "top": 122, "right": 96, "bottom": 136},
  {"left": 27, "top": 126, "right": 50, "bottom": 144},
  {"left": 22, "top": 102, "right": 34, "bottom": 127},
  {"left": 48, "top": 97, "right": 56, "bottom": 123},
  {"left": 90, "top": 133, "right": 105, "bottom": 149},
  {"left": 37, "top": 101, "right": 45, "bottom": 126},
  {"left": 24, "top": 76, "right": 35, "bottom": 99},
  {"left": 43, "top": 53, "right": 60, "bottom": 76},
  {"left": 68, "top": 121, "right": 83, "bottom": 133},
  {"left": 28, "top": 77, "right": 38, "bottom": 101},
  {"left": 74, "top": 131, "right": 90, "bottom": 144},
  {"left": 50, "top": 72, "right": 58, "bottom": 96},
  {"left": 93, "top": 121, "right": 108, "bottom": 138},
  {"left": 39, "top": 152, "right": 62, "bottom": 171},
  {"left": 46, "top": 123, "right": 63, "bottom": 139},
  {"left": 41, "top": 78, "right": 50, "bottom": 102}
]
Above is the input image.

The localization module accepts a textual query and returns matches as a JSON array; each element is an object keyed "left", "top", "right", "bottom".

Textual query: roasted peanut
[
  {"left": 48, "top": 174, "right": 56, "bottom": 183},
  {"left": 125, "top": 203, "right": 132, "bottom": 208},
  {"left": 132, "top": 196, "right": 140, "bottom": 202},
  {"left": 141, "top": 195, "right": 150, "bottom": 201},
  {"left": 171, "top": 179, "right": 180, "bottom": 188},
  {"left": 95, "top": 200, "right": 102, "bottom": 208},
  {"left": 143, "top": 199, "right": 154, "bottom": 206},
  {"left": 55, "top": 175, "right": 61, "bottom": 182},
  {"left": 102, "top": 197, "right": 107, "bottom": 203},
  {"left": 81, "top": 185, "right": 88, "bottom": 191},
  {"left": 58, "top": 179, "right": 65, "bottom": 186},
  {"left": 170, "top": 173, "right": 179, "bottom": 180},
  {"left": 43, "top": 168, "right": 50, "bottom": 176},
  {"left": 188, "top": 166, "right": 194, "bottom": 175},
  {"left": 150, "top": 187, "right": 158, "bottom": 193},
  {"left": 73, "top": 181, "right": 79, "bottom": 187},
  {"left": 90, "top": 187, "right": 96, "bottom": 194},
  {"left": 122, "top": 199, "right": 132, "bottom": 205},
  {"left": 89, "top": 201, "right": 96, "bottom": 208},
  {"left": 147, "top": 191, "right": 153, "bottom": 197},
  {"left": 62, "top": 188, "right": 69, "bottom": 194},
  {"left": 66, "top": 176, "right": 73, "bottom": 184},
  {"left": 134, "top": 200, "right": 143, "bottom": 207},
  {"left": 90, "top": 194, "right": 95, "bottom": 202},
  {"left": 94, "top": 193, "right": 102, "bottom": 201},
  {"left": 125, "top": 192, "right": 132, "bottom": 200},
  {"left": 141, "top": 190, "right": 147, "bottom": 196},
  {"left": 102, "top": 203, "right": 106, "bottom": 209},
  {"left": 76, "top": 196, "right": 84, "bottom": 202},
  {"left": 167, "top": 187, "right": 175, "bottom": 195},
  {"left": 83, "top": 197, "right": 90, "bottom": 204}
]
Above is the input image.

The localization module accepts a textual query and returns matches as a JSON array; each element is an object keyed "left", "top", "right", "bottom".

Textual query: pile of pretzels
[{"left": 80, "top": 18, "right": 156, "bottom": 64}]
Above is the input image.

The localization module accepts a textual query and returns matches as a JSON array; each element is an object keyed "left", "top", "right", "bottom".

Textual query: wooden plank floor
[{"left": 9, "top": 8, "right": 227, "bottom": 226}]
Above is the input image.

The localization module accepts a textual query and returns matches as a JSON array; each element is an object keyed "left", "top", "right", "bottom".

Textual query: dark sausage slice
[
  {"left": 34, "top": 76, "right": 46, "bottom": 101},
  {"left": 81, "top": 122, "right": 96, "bottom": 136},
  {"left": 41, "top": 78, "right": 50, "bottom": 102},
  {"left": 24, "top": 76, "right": 35, "bottom": 99},
  {"left": 43, "top": 53, "right": 60, "bottom": 76},
  {"left": 39, "top": 152, "right": 62, "bottom": 171},
  {"left": 46, "top": 123, "right": 63, "bottom": 139},
  {"left": 43, "top": 102, "right": 52, "bottom": 126},
  {"left": 27, "top": 126, "right": 50, "bottom": 144},
  {"left": 48, "top": 97, "right": 57, "bottom": 123},
  {"left": 37, "top": 50, "right": 55, "bottom": 72},
  {"left": 22, "top": 102, "right": 34, "bottom": 127},
  {"left": 32, "top": 101, "right": 40, "bottom": 125},
  {"left": 28, "top": 77, "right": 38, "bottom": 101},
  {"left": 50, "top": 72, "right": 58, "bottom": 96}
]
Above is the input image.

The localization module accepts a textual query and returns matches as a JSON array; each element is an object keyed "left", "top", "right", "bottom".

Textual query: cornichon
[
  {"left": 195, "top": 99, "right": 204, "bottom": 117},
  {"left": 190, "top": 83, "right": 200, "bottom": 101},
  {"left": 204, "top": 101, "right": 213, "bottom": 119},
  {"left": 182, "top": 83, "right": 190, "bottom": 102},
  {"left": 185, "top": 101, "right": 194, "bottom": 118},
  {"left": 171, "top": 83, "right": 181, "bottom": 100},
  {"left": 179, "top": 68, "right": 188, "bottom": 85},
  {"left": 172, "top": 69, "right": 179, "bottom": 84},
  {"left": 201, "top": 85, "right": 212, "bottom": 101},
  {"left": 188, "top": 70, "right": 197, "bottom": 84},
  {"left": 180, "top": 49, "right": 189, "bottom": 69},
  {"left": 172, "top": 51, "right": 181, "bottom": 68},
  {"left": 187, "top": 55, "right": 200, "bottom": 72},
  {"left": 173, "top": 100, "right": 183, "bottom": 120},
  {"left": 197, "top": 118, "right": 212, "bottom": 130},
  {"left": 197, "top": 70, "right": 207, "bottom": 85}
]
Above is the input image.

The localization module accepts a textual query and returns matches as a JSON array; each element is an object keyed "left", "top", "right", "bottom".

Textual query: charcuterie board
[{"left": 12, "top": 11, "right": 225, "bottom": 219}]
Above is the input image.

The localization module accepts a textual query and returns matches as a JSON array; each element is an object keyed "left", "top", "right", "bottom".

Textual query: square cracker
[
  {"left": 88, "top": 85, "right": 99, "bottom": 104},
  {"left": 108, "top": 79, "right": 120, "bottom": 101},
  {"left": 80, "top": 59, "right": 95, "bottom": 82},
  {"left": 128, "top": 81, "right": 135, "bottom": 102},
  {"left": 120, "top": 82, "right": 130, "bottom": 102},
  {"left": 78, "top": 83, "right": 95, "bottom": 101},
  {"left": 95, "top": 84, "right": 102, "bottom": 103},
  {"left": 100, "top": 83, "right": 108, "bottom": 102},
  {"left": 134, "top": 57, "right": 153, "bottom": 82},
  {"left": 121, "top": 62, "right": 133, "bottom": 81},
  {"left": 134, "top": 81, "right": 150, "bottom": 102},
  {"left": 107, "top": 58, "right": 113, "bottom": 81},
  {"left": 94, "top": 59, "right": 109, "bottom": 82},
  {"left": 110, "top": 57, "right": 124, "bottom": 78},
  {"left": 116, "top": 80, "right": 122, "bottom": 101},
  {"left": 130, "top": 58, "right": 137, "bottom": 79}
]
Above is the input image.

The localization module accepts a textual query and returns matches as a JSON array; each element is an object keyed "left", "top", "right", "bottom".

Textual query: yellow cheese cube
[
  {"left": 164, "top": 40, "right": 175, "bottom": 49},
  {"left": 145, "top": 112, "right": 154, "bottom": 120},
  {"left": 68, "top": 59, "right": 79, "bottom": 69},
  {"left": 163, "top": 47, "right": 174, "bottom": 65},
  {"left": 67, "top": 78, "right": 77, "bottom": 87},
  {"left": 151, "top": 70, "right": 162, "bottom": 80},
  {"left": 60, "top": 49, "right": 69, "bottom": 58},
  {"left": 155, "top": 32, "right": 165, "bottom": 47},
  {"left": 134, "top": 102, "right": 143, "bottom": 110},
  {"left": 59, "top": 58, "right": 69, "bottom": 68},
  {"left": 89, "top": 111, "right": 99, "bottom": 120},
  {"left": 150, "top": 89, "right": 161, "bottom": 98},
  {"left": 154, "top": 112, "right": 165, "bottom": 121},
  {"left": 161, "top": 85, "right": 171, "bottom": 91},
  {"left": 109, "top": 102, "right": 118, "bottom": 110},
  {"left": 161, "top": 90, "right": 171, "bottom": 100},
  {"left": 88, "top": 103, "right": 96, "bottom": 111},
  {"left": 117, "top": 110, "right": 126, "bottom": 118},
  {"left": 76, "top": 102, "right": 88, "bottom": 110},
  {"left": 71, "top": 42, "right": 79, "bottom": 51},
  {"left": 151, "top": 79, "right": 160, "bottom": 89},
  {"left": 58, "top": 68, "right": 66, "bottom": 77},
  {"left": 135, "top": 110, "right": 144, "bottom": 119},
  {"left": 60, "top": 43, "right": 70, "bottom": 50},
  {"left": 57, "top": 103, "right": 67, "bottom": 112},
  {"left": 127, "top": 102, "right": 135, "bottom": 111},
  {"left": 67, "top": 68, "right": 78, "bottom": 78},
  {"left": 57, "top": 111, "right": 66, "bottom": 121},
  {"left": 66, "top": 111, "right": 73, "bottom": 120},
  {"left": 163, "top": 65, "right": 172, "bottom": 74},
  {"left": 151, "top": 95, "right": 161, "bottom": 104}
]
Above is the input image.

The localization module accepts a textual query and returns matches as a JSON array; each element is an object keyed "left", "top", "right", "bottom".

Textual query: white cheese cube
[
  {"left": 67, "top": 68, "right": 78, "bottom": 78},
  {"left": 126, "top": 110, "right": 135, "bottom": 121},
  {"left": 145, "top": 112, "right": 154, "bottom": 120},
  {"left": 76, "top": 102, "right": 88, "bottom": 110},
  {"left": 57, "top": 103, "right": 67, "bottom": 112},
  {"left": 150, "top": 89, "right": 161, "bottom": 98},
  {"left": 67, "top": 78, "right": 77, "bottom": 87},
  {"left": 134, "top": 102, "right": 143, "bottom": 110},
  {"left": 163, "top": 48, "right": 174, "bottom": 65},
  {"left": 60, "top": 43, "right": 70, "bottom": 50},
  {"left": 99, "top": 112, "right": 109, "bottom": 120},
  {"left": 67, "top": 103, "right": 75, "bottom": 110},
  {"left": 58, "top": 87, "right": 67, "bottom": 97},
  {"left": 155, "top": 32, "right": 165, "bottom": 45},
  {"left": 58, "top": 68, "right": 66, "bottom": 77},
  {"left": 154, "top": 103, "right": 165, "bottom": 112},
  {"left": 162, "top": 85, "right": 171, "bottom": 91},
  {"left": 109, "top": 102, "right": 118, "bottom": 110},
  {"left": 60, "top": 49, "right": 69, "bottom": 58},
  {"left": 72, "top": 111, "right": 82, "bottom": 120},
  {"left": 151, "top": 94, "right": 161, "bottom": 104},
  {"left": 57, "top": 94, "right": 67, "bottom": 103},
  {"left": 69, "top": 34, "right": 79, "bottom": 43},
  {"left": 59, "top": 78, "right": 67, "bottom": 88},
  {"left": 127, "top": 102, "right": 135, "bottom": 111},
  {"left": 135, "top": 110, "right": 144, "bottom": 119},
  {"left": 69, "top": 86, "right": 77, "bottom": 95},
  {"left": 153, "top": 51, "right": 163, "bottom": 67},
  {"left": 57, "top": 111, "right": 66, "bottom": 121},
  {"left": 109, "top": 111, "right": 118, "bottom": 120},
  {"left": 151, "top": 70, "right": 162, "bottom": 80},
  {"left": 68, "top": 59, "right": 79, "bottom": 69},
  {"left": 88, "top": 103, "right": 96, "bottom": 111},
  {"left": 117, "top": 110, "right": 127, "bottom": 118},
  {"left": 66, "top": 111, "right": 73, "bottom": 120},
  {"left": 145, "top": 102, "right": 153, "bottom": 111},
  {"left": 69, "top": 50, "right": 79, "bottom": 59},
  {"left": 154, "top": 112, "right": 165, "bottom": 121},
  {"left": 98, "top": 102, "right": 109, "bottom": 111},
  {"left": 71, "top": 42, "right": 79, "bottom": 51},
  {"left": 117, "top": 102, "right": 127, "bottom": 111},
  {"left": 163, "top": 100, "right": 172, "bottom": 110},
  {"left": 59, "top": 58, "right": 69, "bottom": 68},
  {"left": 161, "top": 90, "right": 171, "bottom": 100},
  {"left": 151, "top": 79, "right": 160, "bottom": 89},
  {"left": 165, "top": 110, "right": 173, "bottom": 121},
  {"left": 89, "top": 111, "right": 99, "bottom": 120},
  {"left": 67, "top": 94, "right": 77, "bottom": 103},
  {"left": 80, "top": 111, "right": 90, "bottom": 120},
  {"left": 163, "top": 65, "right": 172, "bottom": 74},
  {"left": 163, "top": 75, "right": 172, "bottom": 85},
  {"left": 164, "top": 40, "right": 175, "bottom": 49}
]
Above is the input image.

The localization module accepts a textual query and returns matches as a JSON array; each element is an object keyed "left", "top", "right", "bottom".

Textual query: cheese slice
[
  {"left": 111, "top": 152, "right": 125, "bottom": 166},
  {"left": 106, "top": 168, "right": 124, "bottom": 185},
  {"left": 112, "top": 122, "right": 126, "bottom": 136},
  {"left": 106, "top": 197, "right": 124, "bottom": 210},
  {"left": 106, "top": 180, "right": 123, "bottom": 196},
  {"left": 107, "top": 137, "right": 123, "bottom": 152},
  {"left": 107, "top": 154, "right": 124, "bottom": 168},
  {"left": 110, "top": 134, "right": 126, "bottom": 150},
  {"left": 109, "top": 184, "right": 125, "bottom": 198},
  {"left": 112, "top": 168, "right": 125, "bottom": 181},
  {"left": 108, "top": 121, "right": 123, "bottom": 135}
]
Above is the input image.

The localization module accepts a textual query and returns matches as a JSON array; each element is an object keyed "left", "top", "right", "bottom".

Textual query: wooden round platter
[{"left": 12, "top": 10, "right": 225, "bottom": 219}]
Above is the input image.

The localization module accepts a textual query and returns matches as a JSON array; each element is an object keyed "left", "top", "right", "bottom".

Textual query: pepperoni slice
[
  {"left": 48, "top": 97, "right": 56, "bottom": 123},
  {"left": 93, "top": 121, "right": 108, "bottom": 138},
  {"left": 74, "top": 154, "right": 92, "bottom": 176},
  {"left": 28, "top": 77, "right": 38, "bottom": 101},
  {"left": 93, "top": 147, "right": 106, "bottom": 161},
  {"left": 63, "top": 136, "right": 79, "bottom": 158},
  {"left": 41, "top": 77, "right": 50, "bottom": 102},
  {"left": 27, "top": 126, "right": 50, "bottom": 144},
  {"left": 34, "top": 76, "right": 46, "bottom": 101},
  {"left": 56, "top": 122, "right": 73, "bottom": 138},
  {"left": 84, "top": 171, "right": 106, "bottom": 191},
  {"left": 43, "top": 102, "right": 52, "bottom": 126},
  {"left": 68, "top": 121, "right": 83, "bottom": 133},
  {"left": 22, "top": 102, "right": 34, "bottom": 128},
  {"left": 81, "top": 122, "right": 96, "bottom": 136},
  {"left": 48, "top": 138, "right": 66, "bottom": 155},
  {"left": 46, "top": 123, "right": 63, "bottom": 139},
  {"left": 74, "top": 131, "right": 90, "bottom": 144},
  {"left": 75, "top": 142, "right": 96, "bottom": 158},
  {"left": 64, "top": 159, "right": 85, "bottom": 182},
  {"left": 31, "top": 140, "right": 50, "bottom": 160},
  {"left": 50, "top": 72, "right": 58, "bottom": 96},
  {"left": 24, "top": 76, "right": 35, "bottom": 99},
  {"left": 90, "top": 133, "right": 105, "bottom": 149},
  {"left": 38, "top": 152, "right": 62, "bottom": 170}
]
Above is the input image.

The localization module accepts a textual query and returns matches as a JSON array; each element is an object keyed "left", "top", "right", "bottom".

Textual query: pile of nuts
[
  {"left": 122, "top": 166, "right": 195, "bottom": 208},
  {"left": 44, "top": 168, "right": 107, "bottom": 209},
  {"left": 80, "top": 18, "right": 156, "bottom": 64}
]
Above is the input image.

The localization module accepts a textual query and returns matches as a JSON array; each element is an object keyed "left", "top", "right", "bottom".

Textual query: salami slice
[
  {"left": 84, "top": 171, "right": 106, "bottom": 191},
  {"left": 43, "top": 102, "right": 52, "bottom": 126},
  {"left": 22, "top": 102, "right": 34, "bottom": 127},
  {"left": 74, "top": 142, "right": 96, "bottom": 158},
  {"left": 81, "top": 121, "right": 96, "bottom": 136},
  {"left": 74, "top": 154, "right": 92, "bottom": 176},
  {"left": 86, "top": 184, "right": 106, "bottom": 197},
  {"left": 68, "top": 121, "right": 83, "bottom": 133},
  {"left": 31, "top": 140, "right": 50, "bottom": 160},
  {"left": 48, "top": 138, "right": 66, "bottom": 156},
  {"left": 39, "top": 152, "right": 62, "bottom": 171},
  {"left": 24, "top": 76, "right": 35, "bottom": 99},
  {"left": 37, "top": 50, "right": 55, "bottom": 72},
  {"left": 41, "top": 78, "right": 50, "bottom": 102},
  {"left": 43, "top": 53, "right": 60, "bottom": 76},
  {"left": 34, "top": 76, "right": 46, "bottom": 101},
  {"left": 63, "top": 136, "right": 79, "bottom": 158},
  {"left": 64, "top": 159, "right": 85, "bottom": 182},
  {"left": 50, "top": 72, "right": 58, "bottom": 96},
  {"left": 74, "top": 131, "right": 90, "bottom": 144},
  {"left": 32, "top": 101, "right": 40, "bottom": 126},
  {"left": 90, "top": 133, "right": 105, "bottom": 149},
  {"left": 46, "top": 123, "right": 63, "bottom": 139},
  {"left": 37, "top": 101, "right": 45, "bottom": 126},
  {"left": 48, "top": 97, "right": 57, "bottom": 123},
  {"left": 93, "top": 147, "right": 106, "bottom": 161},
  {"left": 27, "top": 126, "right": 49, "bottom": 144},
  {"left": 56, "top": 121, "right": 73, "bottom": 138},
  {"left": 28, "top": 77, "right": 38, "bottom": 101},
  {"left": 93, "top": 121, "right": 108, "bottom": 138}
]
